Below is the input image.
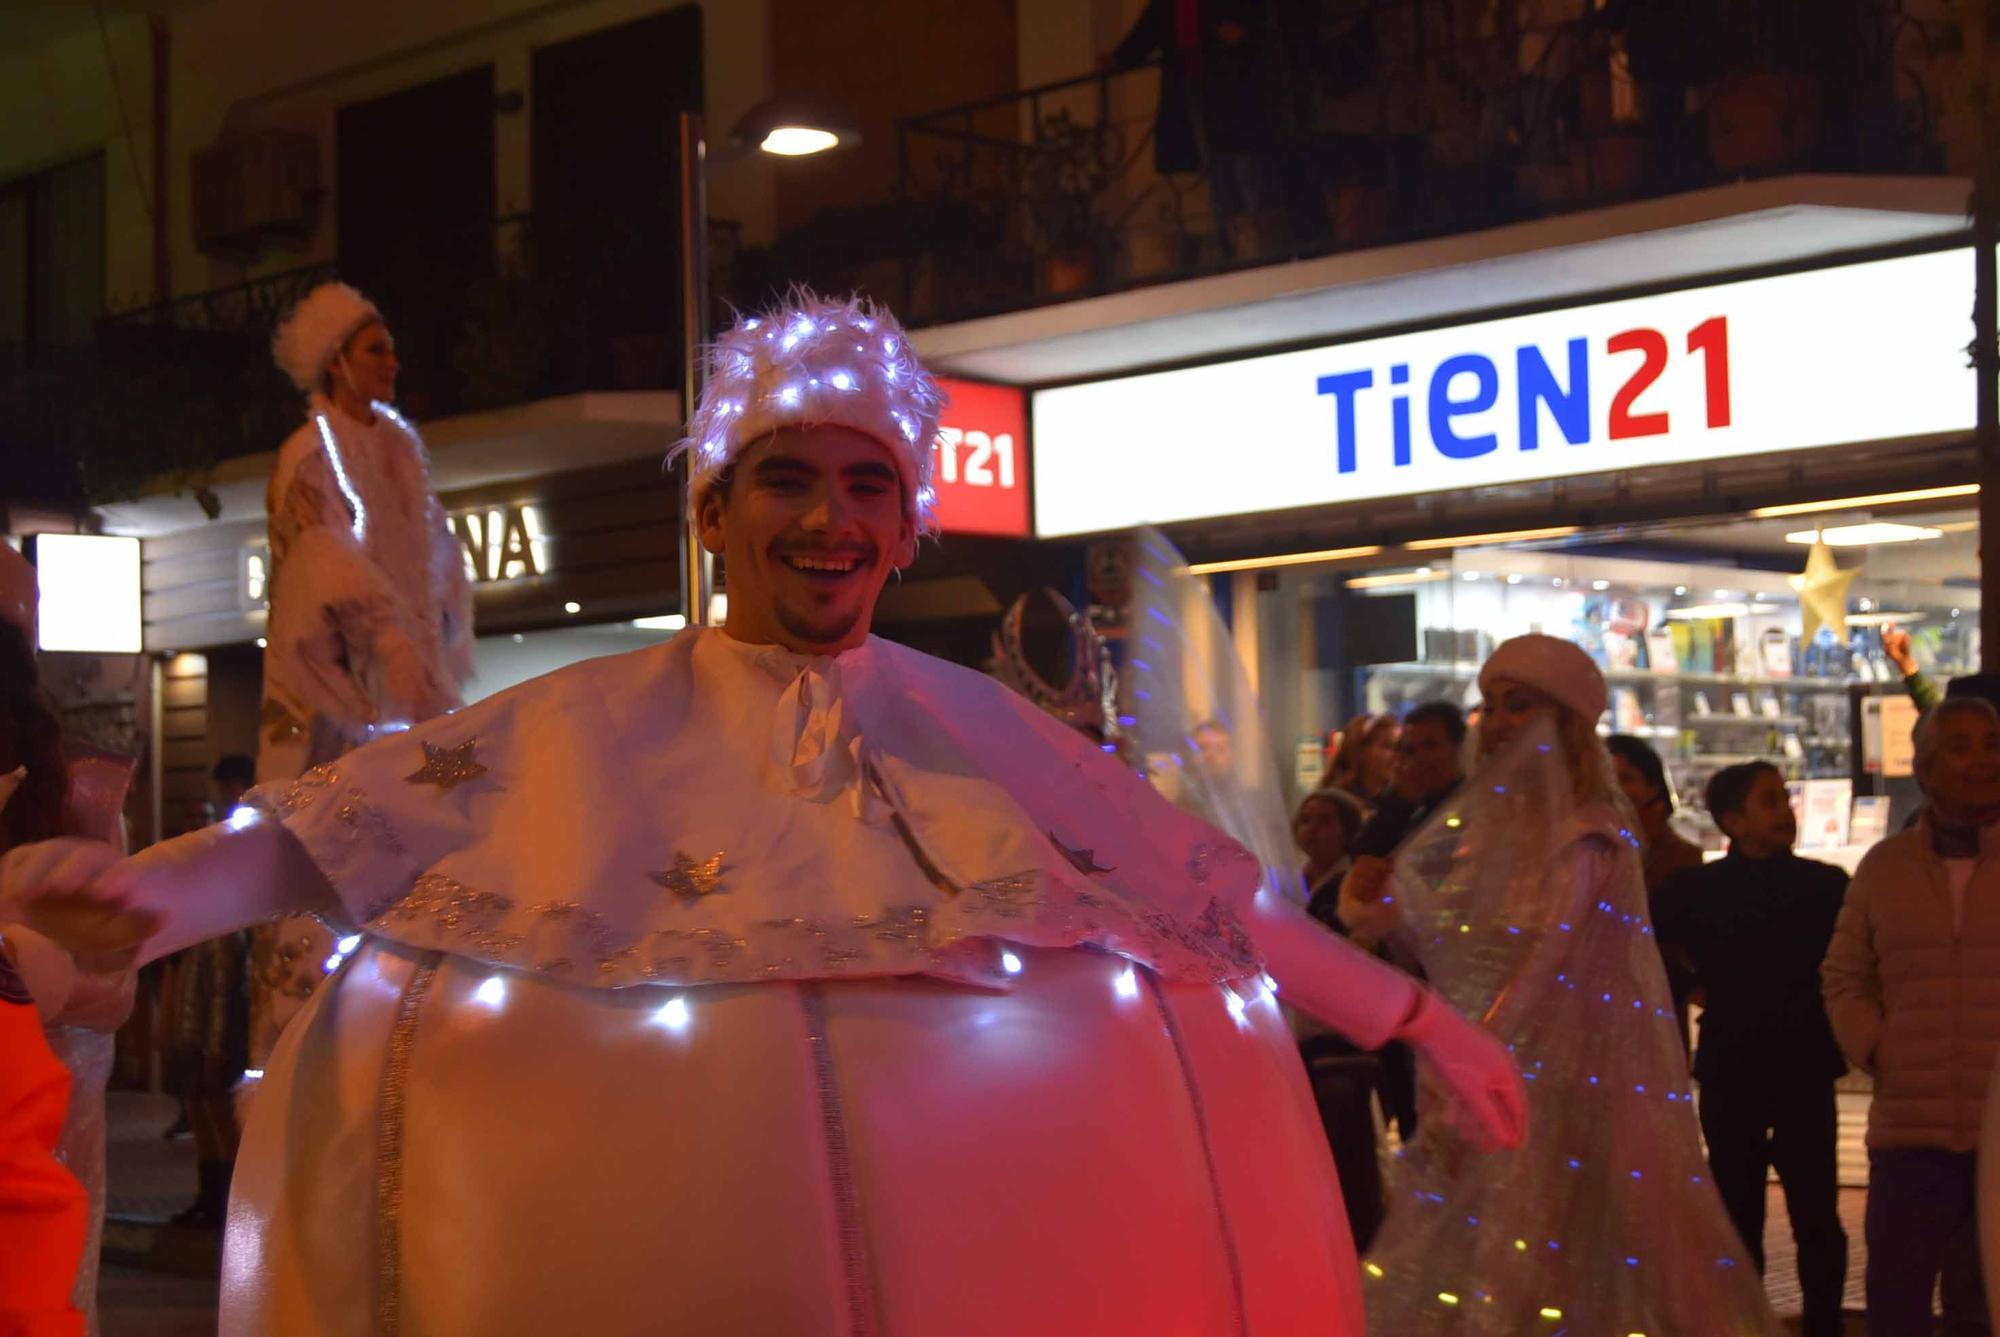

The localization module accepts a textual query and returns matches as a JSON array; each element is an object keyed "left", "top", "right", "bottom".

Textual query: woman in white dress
[
  {"left": 1355, "top": 634, "right": 1778, "bottom": 1334},
  {"left": 249, "top": 282, "right": 474, "bottom": 1071}
]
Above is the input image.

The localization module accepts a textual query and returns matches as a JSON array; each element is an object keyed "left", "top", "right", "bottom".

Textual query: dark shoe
[
  {"left": 171, "top": 1158, "right": 232, "bottom": 1230},
  {"left": 169, "top": 1198, "right": 222, "bottom": 1230}
]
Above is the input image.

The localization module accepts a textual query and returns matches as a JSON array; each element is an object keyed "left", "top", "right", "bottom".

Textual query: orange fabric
[{"left": 0, "top": 999, "right": 86, "bottom": 1337}]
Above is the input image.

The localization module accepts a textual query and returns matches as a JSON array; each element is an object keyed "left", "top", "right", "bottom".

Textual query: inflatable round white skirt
[{"left": 224, "top": 938, "right": 1359, "bottom": 1335}]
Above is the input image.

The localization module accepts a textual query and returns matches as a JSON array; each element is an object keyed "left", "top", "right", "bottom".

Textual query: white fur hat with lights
[{"left": 672, "top": 290, "right": 944, "bottom": 532}]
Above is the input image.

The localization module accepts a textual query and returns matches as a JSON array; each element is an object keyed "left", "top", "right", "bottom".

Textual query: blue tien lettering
[
  {"left": 1388, "top": 363, "right": 1414, "bottom": 467},
  {"left": 1517, "top": 339, "right": 1590, "bottom": 452},
  {"left": 1430, "top": 354, "right": 1500, "bottom": 459},
  {"left": 1317, "top": 369, "right": 1374, "bottom": 474}
]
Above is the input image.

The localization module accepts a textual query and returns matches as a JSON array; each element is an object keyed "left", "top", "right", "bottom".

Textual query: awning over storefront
[
  {"left": 95, "top": 391, "right": 684, "bottom": 539},
  {"left": 912, "top": 175, "right": 1969, "bottom": 387}
]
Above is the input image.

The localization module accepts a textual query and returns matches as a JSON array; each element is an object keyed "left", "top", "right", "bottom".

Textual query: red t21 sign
[{"left": 931, "top": 376, "right": 1030, "bottom": 537}]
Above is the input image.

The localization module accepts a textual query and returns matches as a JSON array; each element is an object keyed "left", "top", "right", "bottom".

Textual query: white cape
[{"left": 253, "top": 627, "right": 1263, "bottom": 992}]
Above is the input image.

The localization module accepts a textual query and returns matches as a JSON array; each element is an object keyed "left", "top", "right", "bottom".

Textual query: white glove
[
  {"left": 1394, "top": 987, "right": 1529, "bottom": 1153},
  {"left": 1, "top": 818, "right": 335, "bottom": 971},
  {"left": 1249, "top": 886, "right": 1526, "bottom": 1153}
]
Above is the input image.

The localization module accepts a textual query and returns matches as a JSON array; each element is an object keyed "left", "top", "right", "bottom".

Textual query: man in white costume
[{"left": 5, "top": 292, "right": 1524, "bottom": 1336}]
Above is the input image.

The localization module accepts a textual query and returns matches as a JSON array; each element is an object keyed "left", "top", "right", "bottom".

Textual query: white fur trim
[
  {"left": 671, "top": 290, "right": 944, "bottom": 531},
  {"left": 272, "top": 282, "right": 382, "bottom": 393}
]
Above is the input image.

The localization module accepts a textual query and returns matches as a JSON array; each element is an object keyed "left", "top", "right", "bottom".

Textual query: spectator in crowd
[
  {"left": 1607, "top": 733, "right": 1704, "bottom": 889},
  {"left": 1298, "top": 787, "right": 1365, "bottom": 917},
  {"left": 1824, "top": 695, "right": 2000, "bottom": 1335},
  {"left": 1607, "top": 732, "right": 1704, "bottom": 1055},
  {"left": 1350, "top": 702, "right": 1466, "bottom": 861},
  {"left": 1883, "top": 623, "right": 2000, "bottom": 717},
  {"left": 1337, "top": 700, "right": 1466, "bottom": 1138},
  {"left": 1324, "top": 713, "right": 1399, "bottom": 808},
  {"left": 1321, "top": 714, "right": 1373, "bottom": 798},
  {"left": 1881, "top": 624, "right": 1942, "bottom": 713},
  {"left": 1191, "top": 717, "right": 1233, "bottom": 781},
  {"left": 1654, "top": 761, "right": 1848, "bottom": 1337},
  {"left": 1293, "top": 785, "right": 1386, "bottom": 1248}
]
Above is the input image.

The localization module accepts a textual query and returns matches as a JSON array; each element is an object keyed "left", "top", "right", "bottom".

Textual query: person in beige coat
[{"left": 1823, "top": 694, "right": 2000, "bottom": 1337}]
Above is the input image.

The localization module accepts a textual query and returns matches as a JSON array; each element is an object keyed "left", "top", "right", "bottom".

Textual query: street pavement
[{"left": 92, "top": 1090, "right": 1879, "bottom": 1332}]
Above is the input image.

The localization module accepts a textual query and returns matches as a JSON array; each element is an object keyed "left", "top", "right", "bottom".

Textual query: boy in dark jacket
[{"left": 1654, "top": 761, "right": 1848, "bottom": 1337}]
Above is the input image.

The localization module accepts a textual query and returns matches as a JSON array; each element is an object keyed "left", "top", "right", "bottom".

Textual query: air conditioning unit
[{"left": 191, "top": 130, "right": 319, "bottom": 260}]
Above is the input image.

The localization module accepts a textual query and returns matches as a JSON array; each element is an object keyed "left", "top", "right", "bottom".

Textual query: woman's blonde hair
[
  {"left": 1477, "top": 693, "right": 1628, "bottom": 818},
  {"left": 1552, "top": 704, "right": 1624, "bottom": 813},
  {"left": 1322, "top": 712, "right": 1398, "bottom": 792}
]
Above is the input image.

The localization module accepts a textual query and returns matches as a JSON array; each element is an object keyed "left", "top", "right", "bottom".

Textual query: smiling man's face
[{"left": 698, "top": 424, "right": 917, "bottom": 655}]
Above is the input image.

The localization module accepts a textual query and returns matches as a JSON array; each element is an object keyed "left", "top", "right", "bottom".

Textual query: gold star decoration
[
  {"left": 651, "top": 851, "right": 727, "bottom": 899},
  {"left": 1787, "top": 538, "right": 1860, "bottom": 645},
  {"left": 1050, "top": 833, "right": 1115, "bottom": 876},
  {"left": 402, "top": 739, "right": 488, "bottom": 793},
  {"left": 260, "top": 698, "right": 305, "bottom": 745}
]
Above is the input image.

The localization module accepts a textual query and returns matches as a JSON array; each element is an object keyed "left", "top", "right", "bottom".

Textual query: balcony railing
[
  {"left": 2, "top": 212, "right": 703, "bottom": 507},
  {"left": 827, "top": 0, "right": 1948, "bottom": 327}
]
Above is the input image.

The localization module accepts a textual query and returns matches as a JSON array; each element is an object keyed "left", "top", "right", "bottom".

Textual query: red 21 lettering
[
  {"left": 1607, "top": 328, "right": 1670, "bottom": 439},
  {"left": 1606, "top": 317, "right": 1732, "bottom": 440}
]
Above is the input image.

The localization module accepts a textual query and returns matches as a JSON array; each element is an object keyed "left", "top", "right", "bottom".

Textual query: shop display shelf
[
  {"left": 1685, "top": 714, "right": 1808, "bottom": 727},
  {"left": 1368, "top": 662, "right": 1481, "bottom": 677},
  {"left": 1603, "top": 669, "right": 1858, "bottom": 690}
]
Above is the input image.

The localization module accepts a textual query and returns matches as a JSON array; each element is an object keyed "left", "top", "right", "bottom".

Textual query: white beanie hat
[
  {"left": 272, "top": 281, "right": 382, "bottom": 394},
  {"left": 671, "top": 290, "right": 943, "bottom": 532},
  {"left": 1479, "top": 633, "right": 1608, "bottom": 722}
]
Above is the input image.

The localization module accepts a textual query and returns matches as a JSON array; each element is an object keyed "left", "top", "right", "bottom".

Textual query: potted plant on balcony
[{"left": 1018, "top": 109, "right": 1117, "bottom": 296}]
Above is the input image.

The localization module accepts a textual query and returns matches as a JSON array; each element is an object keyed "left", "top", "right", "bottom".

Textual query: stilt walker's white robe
[
  {"left": 227, "top": 628, "right": 1361, "bottom": 1335},
  {"left": 248, "top": 394, "right": 473, "bottom": 1073}
]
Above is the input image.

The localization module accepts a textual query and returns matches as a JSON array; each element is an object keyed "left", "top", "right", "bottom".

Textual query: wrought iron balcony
[
  {"left": 761, "top": 0, "right": 1949, "bottom": 328},
  {"left": 2, "top": 213, "right": 698, "bottom": 508}
]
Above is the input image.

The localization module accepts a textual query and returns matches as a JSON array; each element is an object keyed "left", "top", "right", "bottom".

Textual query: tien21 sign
[
  {"left": 1031, "top": 247, "right": 1980, "bottom": 537},
  {"left": 930, "top": 376, "right": 1030, "bottom": 538}
]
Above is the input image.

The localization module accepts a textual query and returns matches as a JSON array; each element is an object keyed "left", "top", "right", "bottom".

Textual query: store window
[{"left": 1260, "top": 502, "right": 1976, "bottom": 855}]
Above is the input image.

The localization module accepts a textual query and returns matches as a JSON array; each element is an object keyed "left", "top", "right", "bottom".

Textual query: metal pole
[
  {"left": 1974, "top": 2, "right": 2000, "bottom": 666},
  {"left": 679, "top": 110, "right": 713, "bottom": 627},
  {"left": 1979, "top": 218, "right": 1998, "bottom": 666}
]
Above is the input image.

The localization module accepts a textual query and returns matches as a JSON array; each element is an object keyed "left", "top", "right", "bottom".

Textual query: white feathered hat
[
  {"left": 271, "top": 281, "right": 383, "bottom": 394},
  {"left": 672, "top": 290, "right": 944, "bottom": 532}
]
